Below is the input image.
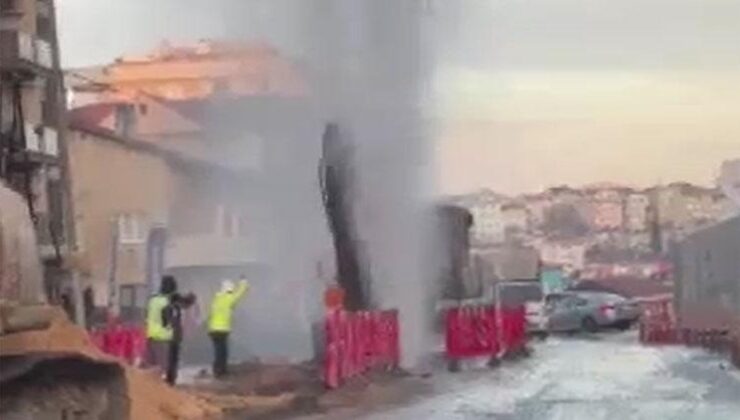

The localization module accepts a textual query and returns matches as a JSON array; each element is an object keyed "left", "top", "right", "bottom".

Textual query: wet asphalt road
[{"left": 359, "top": 331, "right": 740, "bottom": 420}]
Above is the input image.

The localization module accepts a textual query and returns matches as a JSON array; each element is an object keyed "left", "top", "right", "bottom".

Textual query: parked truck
[
  {"left": 672, "top": 215, "right": 740, "bottom": 365},
  {"left": 434, "top": 204, "right": 476, "bottom": 301}
]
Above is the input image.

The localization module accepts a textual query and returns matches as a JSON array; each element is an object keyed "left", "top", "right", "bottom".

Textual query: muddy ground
[{"left": 180, "top": 361, "right": 437, "bottom": 419}]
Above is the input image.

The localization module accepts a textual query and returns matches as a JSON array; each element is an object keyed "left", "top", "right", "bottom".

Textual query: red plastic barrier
[
  {"left": 446, "top": 306, "right": 498, "bottom": 359},
  {"left": 323, "top": 309, "right": 399, "bottom": 389},
  {"left": 90, "top": 321, "right": 146, "bottom": 365},
  {"left": 639, "top": 297, "right": 679, "bottom": 345},
  {"left": 445, "top": 304, "right": 527, "bottom": 362},
  {"left": 500, "top": 306, "right": 527, "bottom": 355}
]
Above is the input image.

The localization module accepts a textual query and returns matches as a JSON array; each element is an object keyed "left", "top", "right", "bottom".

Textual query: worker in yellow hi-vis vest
[
  {"left": 208, "top": 277, "right": 249, "bottom": 377},
  {"left": 146, "top": 276, "right": 176, "bottom": 374}
]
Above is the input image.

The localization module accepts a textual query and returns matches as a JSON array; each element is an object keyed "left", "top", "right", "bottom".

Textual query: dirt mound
[{"left": 0, "top": 308, "right": 219, "bottom": 419}]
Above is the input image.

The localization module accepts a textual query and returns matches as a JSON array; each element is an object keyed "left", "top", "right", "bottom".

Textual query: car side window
[{"left": 565, "top": 297, "right": 581, "bottom": 308}]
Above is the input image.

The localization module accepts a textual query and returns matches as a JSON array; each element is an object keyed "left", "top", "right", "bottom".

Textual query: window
[
  {"left": 118, "top": 213, "right": 144, "bottom": 244},
  {"left": 138, "top": 103, "right": 148, "bottom": 115},
  {"left": 0, "top": 0, "right": 16, "bottom": 12},
  {"left": 216, "top": 205, "right": 244, "bottom": 238}
]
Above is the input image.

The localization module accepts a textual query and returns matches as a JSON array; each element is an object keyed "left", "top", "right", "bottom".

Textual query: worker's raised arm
[{"left": 230, "top": 280, "right": 249, "bottom": 305}]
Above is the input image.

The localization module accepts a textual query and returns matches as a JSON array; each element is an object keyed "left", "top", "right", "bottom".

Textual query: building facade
[
  {"left": 1, "top": 0, "right": 72, "bottom": 302},
  {"left": 67, "top": 122, "right": 256, "bottom": 321},
  {"left": 625, "top": 192, "right": 650, "bottom": 232},
  {"left": 587, "top": 187, "right": 625, "bottom": 231}
]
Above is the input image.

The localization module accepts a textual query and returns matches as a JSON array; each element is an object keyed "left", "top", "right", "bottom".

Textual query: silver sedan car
[{"left": 545, "top": 291, "right": 641, "bottom": 333}]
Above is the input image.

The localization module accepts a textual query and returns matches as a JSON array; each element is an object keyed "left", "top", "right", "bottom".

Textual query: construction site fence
[
  {"left": 638, "top": 297, "right": 738, "bottom": 355},
  {"left": 89, "top": 321, "right": 146, "bottom": 366},
  {"left": 445, "top": 305, "right": 527, "bottom": 362},
  {"left": 323, "top": 309, "right": 400, "bottom": 389},
  {"left": 638, "top": 297, "right": 679, "bottom": 344}
]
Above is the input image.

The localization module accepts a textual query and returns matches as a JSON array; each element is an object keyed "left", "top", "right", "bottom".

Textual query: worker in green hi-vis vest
[{"left": 208, "top": 277, "right": 249, "bottom": 377}]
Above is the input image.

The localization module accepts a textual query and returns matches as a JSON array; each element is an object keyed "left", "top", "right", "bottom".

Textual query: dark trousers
[
  {"left": 209, "top": 331, "right": 229, "bottom": 377},
  {"left": 165, "top": 340, "right": 181, "bottom": 385},
  {"left": 146, "top": 339, "right": 169, "bottom": 371}
]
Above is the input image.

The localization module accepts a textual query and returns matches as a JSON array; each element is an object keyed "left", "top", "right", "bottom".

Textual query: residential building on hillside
[
  {"left": 1, "top": 0, "right": 72, "bottom": 300},
  {"left": 544, "top": 185, "right": 582, "bottom": 205},
  {"left": 625, "top": 192, "right": 650, "bottom": 231},
  {"left": 650, "top": 183, "right": 718, "bottom": 229},
  {"left": 585, "top": 186, "right": 626, "bottom": 231}
]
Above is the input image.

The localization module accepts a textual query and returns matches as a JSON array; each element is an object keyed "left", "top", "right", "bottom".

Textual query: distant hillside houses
[{"left": 447, "top": 179, "right": 734, "bottom": 278}]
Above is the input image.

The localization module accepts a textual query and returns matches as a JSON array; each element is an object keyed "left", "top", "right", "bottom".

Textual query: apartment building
[
  {"left": 1, "top": 0, "right": 71, "bottom": 298},
  {"left": 584, "top": 186, "right": 626, "bottom": 231},
  {"left": 625, "top": 192, "right": 650, "bottom": 232},
  {"left": 67, "top": 121, "right": 256, "bottom": 320}
]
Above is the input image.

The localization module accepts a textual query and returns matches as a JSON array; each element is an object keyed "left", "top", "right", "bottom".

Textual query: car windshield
[
  {"left": 499, "top": 283, "right": 543, "bottom": 305},
  {"left": 578, "top": 292, "right": 627, "bottom": 304}
]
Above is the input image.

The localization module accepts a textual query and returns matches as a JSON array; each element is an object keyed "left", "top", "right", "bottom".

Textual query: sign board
[{"left": 540, "top": 269, "right": 566, "bottom": 295}]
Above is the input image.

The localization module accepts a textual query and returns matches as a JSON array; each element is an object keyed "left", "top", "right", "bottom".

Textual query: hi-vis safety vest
[
  {"left": 146, "top": 295, "right": 173, "bottom": 341},
  {"left": 208, "top": 282, "right": 249, "bottom": 332}
]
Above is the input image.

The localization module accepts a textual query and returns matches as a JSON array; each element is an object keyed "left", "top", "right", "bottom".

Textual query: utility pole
[{"left": 47, "top": 0, "right": 87, "bottom": 326}]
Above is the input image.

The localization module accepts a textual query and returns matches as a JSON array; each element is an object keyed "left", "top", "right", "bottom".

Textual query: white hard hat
[{"left": 221, "top": 280, "right": 235, "bottom": 293}]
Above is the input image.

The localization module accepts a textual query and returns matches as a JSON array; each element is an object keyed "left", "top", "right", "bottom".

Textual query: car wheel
[
  {"left": 617, "top": 320, "right": 632, "bottom": 331},
  {"left": 582, "top": 317, "right": 599, "bottom": 333}
]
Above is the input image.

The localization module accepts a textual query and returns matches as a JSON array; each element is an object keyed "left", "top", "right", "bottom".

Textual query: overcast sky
[{"left": 58, "top": 0, "right": 740, "bottom": 194}]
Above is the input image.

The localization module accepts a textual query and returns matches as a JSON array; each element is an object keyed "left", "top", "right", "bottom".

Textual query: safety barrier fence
[
  {"left": 89, "top": 321, "right": 146, "bottom": 366},
  {"left": 445, "top": 305, "right": 527, "bottom": 363},
  {"left": 638, "top": 297, "right": 679, "bottom": 344},
  {"left": 638, "top": 297, "right": 735, "bottom": 351},
  {"left": 323, "top": 309, "right": 400, "bottom": 389}
]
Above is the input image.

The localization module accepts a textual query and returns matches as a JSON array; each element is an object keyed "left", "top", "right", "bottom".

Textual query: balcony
[
  {"left": 34, "top": 38, "right": 52, "bottom": 68},
  {"left": 0, "top": 30, "right": 52, "bottom": 76},
  {"left": 165, "top": 235, "right": 258, "bottom": 268},
  {"left": 23, "top": 123, "right": 58, "bottom": 160},
  {"left": 35, "top": 212, "right": 67, "bottom": 261}
]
